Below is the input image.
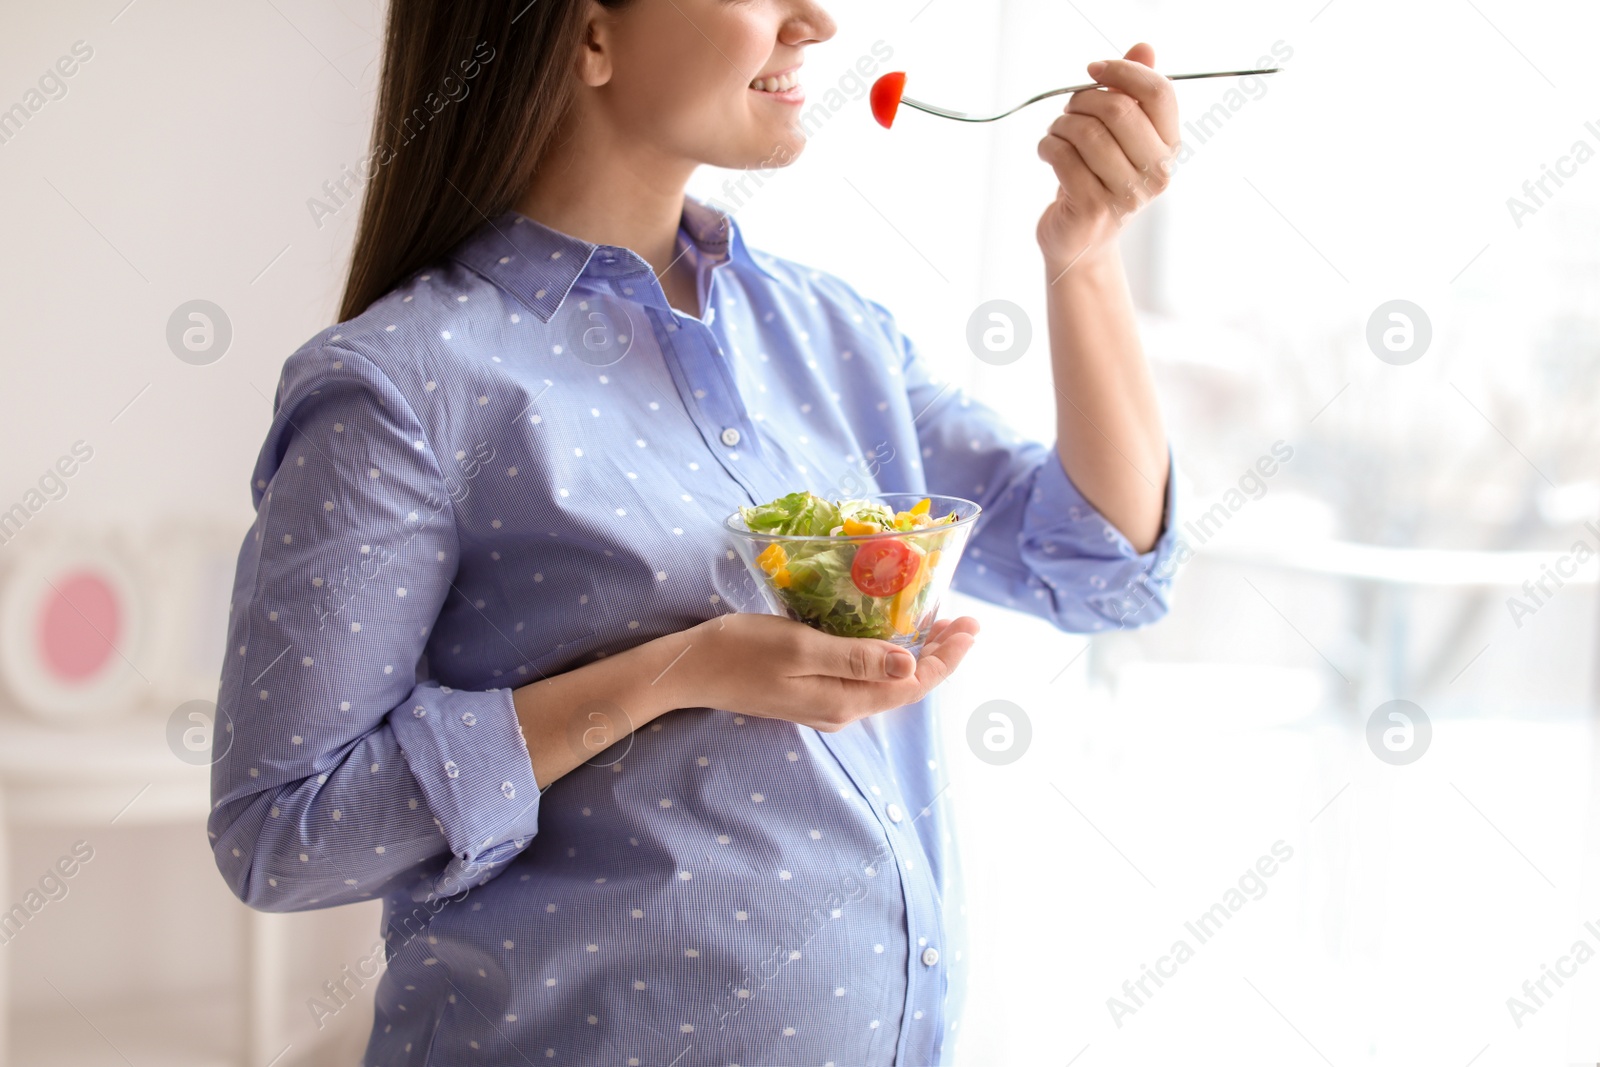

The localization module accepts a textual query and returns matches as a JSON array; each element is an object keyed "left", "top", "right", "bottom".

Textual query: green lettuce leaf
[{"left": 738, "top": 491, "right": 841, "bottom": 538}]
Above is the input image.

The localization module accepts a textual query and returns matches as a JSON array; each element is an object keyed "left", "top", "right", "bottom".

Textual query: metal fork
[{"left": 902, "top": 67, "right": 1282, "bottom": 123}]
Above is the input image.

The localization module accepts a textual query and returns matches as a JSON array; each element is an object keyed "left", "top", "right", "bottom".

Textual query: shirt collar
[
  {"left": 679, "top": 194, "right": 780, "bottom": 285},
  {"left": 447, "top": 193, "right": 780, "bottom": 323}
]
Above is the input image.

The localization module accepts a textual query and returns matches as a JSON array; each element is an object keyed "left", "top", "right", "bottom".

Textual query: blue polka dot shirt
[{"left": 208, "top": 195, "right": 1178, "bottom": 1066}]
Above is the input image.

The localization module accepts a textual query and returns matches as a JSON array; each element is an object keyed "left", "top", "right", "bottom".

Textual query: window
[{"left": 707, "top": 0, "right": 1600, "bottom": 1059}]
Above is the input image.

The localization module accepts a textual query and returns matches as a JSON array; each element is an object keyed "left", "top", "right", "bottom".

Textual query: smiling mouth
[{"left": 749, "top": 69, "right": 801, "bottom": 94}]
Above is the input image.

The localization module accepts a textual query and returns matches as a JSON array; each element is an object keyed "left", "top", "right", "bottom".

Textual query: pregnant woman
[{"left": 209, "top": 1, "right": 1179, "bottom": 1063}]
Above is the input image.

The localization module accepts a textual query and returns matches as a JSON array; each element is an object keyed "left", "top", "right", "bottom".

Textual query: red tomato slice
[
  {"left": 870, "top": 72, "right": 908, "bottom": 129},
  {"left": 851, "top": 538, "right": 919, "bottom": 598}
]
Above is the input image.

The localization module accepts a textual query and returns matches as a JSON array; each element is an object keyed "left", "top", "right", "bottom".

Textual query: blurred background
[{"left": 1, "top": 0, "right": 1596, "bottom": 1064}]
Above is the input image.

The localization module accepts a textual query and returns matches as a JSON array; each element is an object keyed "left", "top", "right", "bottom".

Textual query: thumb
[
  {"left": 812, "top": 634, "right": 917, "bottom": 682},
  {"left": 1124, "top": 41, "right": 1155, "bottom": 68}
]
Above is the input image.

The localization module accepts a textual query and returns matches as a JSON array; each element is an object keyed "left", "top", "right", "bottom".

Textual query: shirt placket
[
  {"left": 644, "top": 262, "right": 790, "bottom": 506},
  {"left": 598, "top": 232, "right": 952, "bottom": 1058},
  {"left": 814, "top": 729, "right": 951, "bottom": 1065}
]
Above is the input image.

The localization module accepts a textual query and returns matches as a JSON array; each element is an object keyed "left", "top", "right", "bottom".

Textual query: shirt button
[
  {"left": 921, "top": 947, "right": 940, "bottom": 967},
  {"left": 721, "top": 427, "right": 741, "bottom": 447},
  {"left": 886, "top": 803, "right": 903, "bottom": 823}
]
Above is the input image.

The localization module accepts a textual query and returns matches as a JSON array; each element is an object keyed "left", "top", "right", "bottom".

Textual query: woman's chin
[
  {"left": 751, "top": 128, "right": 807, "bottom": 168},
  {"left": 699, "top": 133, "right": 805, "bottom": 173}
]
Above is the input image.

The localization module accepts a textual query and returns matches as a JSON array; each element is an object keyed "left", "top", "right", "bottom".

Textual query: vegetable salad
[{"left": 736, "top": 491, "right": 960, "bottom": 640}]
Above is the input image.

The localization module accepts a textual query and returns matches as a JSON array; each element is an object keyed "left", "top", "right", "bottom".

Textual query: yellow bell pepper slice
[
  {"left": 910, "top": 497, "right": 931, "bottom": 515},
  {"left": 890, "top": 546, "right": 938, "bottom": 634},
  {"left": 756, "top": 542, "right": 788, "bottom": 575},
  {"left": 842, "top": 517, "right": 881, "bottom": 536},
  {"left": 772, "top": 567, "right": 793, "bottom": 588}
]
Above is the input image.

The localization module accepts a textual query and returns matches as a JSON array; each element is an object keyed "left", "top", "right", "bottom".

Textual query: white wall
[{"left": 1, "top": 3, "right": 395, "bottom": 1064}]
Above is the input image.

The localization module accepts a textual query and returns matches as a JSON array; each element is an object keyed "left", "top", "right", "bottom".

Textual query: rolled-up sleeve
[
  {"left": 876, "top": 299, "right": 1179, "bottom": 632},
  {"left": 208, "top": 342, "right": 542, "bottom": 913}
]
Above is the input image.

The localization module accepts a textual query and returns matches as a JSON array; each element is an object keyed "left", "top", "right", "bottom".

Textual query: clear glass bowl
[{"left": 723, "top": 492, "right": 982, "bottom": 656}]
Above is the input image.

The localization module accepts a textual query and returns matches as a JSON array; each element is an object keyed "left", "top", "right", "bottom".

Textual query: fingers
[
  {"left": 793, "top": 617, "right": 981, "bottom": 730},
  {"left": 920, "top": 616, "right": 979, "bottom": 658},
  {"left": 1120, "top": 41, "right": 1155, "bottom": 68},
  {"left": 1037, "top": 129, "right": 1117, "bottom": 215},
  {"left": 1045, "top": 111, "right": 1143, "bottom": 206},
  {"left": 920, "top": 615, "right": 979, "bottom": 652},
  {"left": 909, "top": 615, "right": 980, "bottom": 689},
  {"left": 930, "top": 615, "right": 980, "bottom": 640},
  {"left": 911, "top": 626, "right": 977, "bottom": 695},
  {"left": 1086, "top": 48, "right": 1178, "bottom": 146},
  {"left": 1065, "top": 88, "right": 1174, "bottom": 197}
]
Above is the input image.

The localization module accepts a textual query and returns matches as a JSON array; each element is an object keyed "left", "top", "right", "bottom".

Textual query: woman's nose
[{"left": 783, "top": 1, "right": 838, "bottom": 46}]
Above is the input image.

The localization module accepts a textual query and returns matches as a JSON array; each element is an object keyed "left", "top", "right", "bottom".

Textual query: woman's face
[{"left": 581, "top": 0, "right": 837, "bottom": 171}]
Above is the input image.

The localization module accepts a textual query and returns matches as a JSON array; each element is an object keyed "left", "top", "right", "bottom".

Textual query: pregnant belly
[{"left": 411, "top": 709, "right": 914, "bottom": 1065}]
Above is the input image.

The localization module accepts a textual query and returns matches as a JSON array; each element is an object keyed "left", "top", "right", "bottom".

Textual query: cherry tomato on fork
[
  {"left": 850, "top": 537, "right": 920, "bottom": 598},
  {"left": 870, "top": 71, "right": 908, "bottom": 128}
]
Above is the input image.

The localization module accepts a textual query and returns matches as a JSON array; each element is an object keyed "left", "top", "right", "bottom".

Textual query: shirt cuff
[
  {"left": 1021, "top": 443, "right": 1180, "bottom": 629},
  {"left": 388, "top": 682, "right": 543, "bottom": 864}
]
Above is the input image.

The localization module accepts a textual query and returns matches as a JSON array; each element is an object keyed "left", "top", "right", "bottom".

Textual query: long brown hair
[{"left": 338, "top": 0, "right": 633, "bottom": 323}]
